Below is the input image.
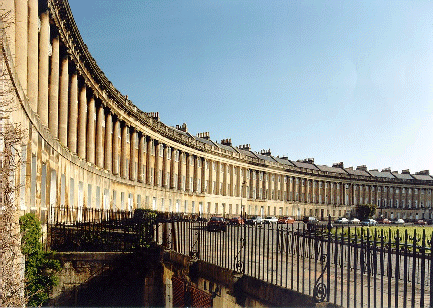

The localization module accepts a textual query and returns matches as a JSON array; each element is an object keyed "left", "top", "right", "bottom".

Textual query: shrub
[{"left": 20, "top": 213, "right": 61, "bottom": 307}]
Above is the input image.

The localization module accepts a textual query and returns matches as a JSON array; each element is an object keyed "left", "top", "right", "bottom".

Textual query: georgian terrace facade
[{"left": 2, "top": 0, "right": 433, "bottom": 224}]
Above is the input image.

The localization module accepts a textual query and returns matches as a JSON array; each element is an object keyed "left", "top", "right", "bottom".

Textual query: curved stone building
[{"left": 2, "top": 0, "right": 433, "bottom": 224}]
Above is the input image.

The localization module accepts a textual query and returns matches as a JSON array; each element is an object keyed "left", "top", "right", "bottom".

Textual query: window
[
  {"left": 167, "top": 147, "right": 172, "bottom": 160},
  {"left": 159, "top": 145, "right": 164, "bottom": 157}
]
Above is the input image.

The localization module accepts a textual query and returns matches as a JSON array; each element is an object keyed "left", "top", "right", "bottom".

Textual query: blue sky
[{"left": 69, "top": 1, "right": 433, "bottom": 173}]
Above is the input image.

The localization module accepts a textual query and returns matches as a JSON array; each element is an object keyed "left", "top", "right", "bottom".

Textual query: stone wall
[{"left": 50, "top": 249, "right": 163, "bottom": 307}]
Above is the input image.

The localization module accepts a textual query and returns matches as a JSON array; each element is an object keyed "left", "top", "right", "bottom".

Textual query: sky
[{"left": 68, "top": 1, "right": 433, "bottom": 174}]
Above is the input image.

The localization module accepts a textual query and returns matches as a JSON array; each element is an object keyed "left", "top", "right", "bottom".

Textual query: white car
[
  {"left": 263, "top": 216, "right": 278, "bottom": 224},
  {"left": 394, "top": 218, "right": 405, "bottom": 225},
  {"left": 361, "top": 219, "right": 377, "bottom": 226},
  {"left": 335, "top": 217, "right": 349, "bottom": 224},
  {"left": 350, "top": 218, "right": 360, "bottom": 224}
]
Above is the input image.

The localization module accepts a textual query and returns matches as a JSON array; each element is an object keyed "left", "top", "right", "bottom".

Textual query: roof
[
  {"left": 237, "top": 148, "right": 258, "bottom": 159},
  {"left": 344, "top": 167, "right": 370, "bottom": 177},
  {"left": 411, "top": 174, "right": 433, "bottom": 181},
  {"left": 392, "top": 173, "right": 413, "bottom": 180},
  {"left": 255, "top": 152, "right": 277, "bottom": 163},
  {"left": 316, "top": 164, "right": 347, "bottom": 174},
  {"left": 367, "top": 170, "right": 395, "bottom": 179},
  {"left": 290, "top": 160, "right": 319, "bottom": 170},
  {"left": 273, "top": 157, "right": 295, "bottom": 167}
]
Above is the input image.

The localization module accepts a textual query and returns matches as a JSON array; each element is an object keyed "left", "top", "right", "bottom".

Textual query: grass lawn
[{"left": 332, "top": 225, "right": 433, "bottom": 243}]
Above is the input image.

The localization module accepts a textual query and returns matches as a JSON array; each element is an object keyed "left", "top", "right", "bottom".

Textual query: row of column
[{"left": 13, "top": 1, "right": 433, "bottom": 209}]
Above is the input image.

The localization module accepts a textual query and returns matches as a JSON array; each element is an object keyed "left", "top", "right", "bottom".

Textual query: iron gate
[{"left": 172, "top": 276, "right": 212, "bottom": 307}]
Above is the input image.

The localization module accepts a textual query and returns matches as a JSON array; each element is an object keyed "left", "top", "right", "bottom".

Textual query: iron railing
[
  {"left": 48, "top": 207, "right": 433, "bottom": 307},
  {"left": 155, "top": 217, "right": 433, "bottom": 308}
]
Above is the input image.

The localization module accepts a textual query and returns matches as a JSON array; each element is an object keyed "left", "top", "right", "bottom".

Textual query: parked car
[
  {"left": 415, "top": 219, "right": 427, "bottom": 225},
  {"left": 303, "top": 216, "right": 318, "bottom": 224},
  {"left": 349, "top": 218, "right": 360, "bottom": 224},
  {"left": 335, "top": 217, "right": 349, "bottom": 224},
  {"left": 263, "top": 216, "right": 278, "bottom": 224},
  {"left": 377, "top": 217, "right": 391, "bottom": 225},
  {"left": 277, "top": 216, "right": 295, "bottom": 224},
  {"left": 361, "top": 219, "right": 377, "bottom": 226},
  {"left": 229, "top": 216, "right": 245, "bottom": 225},
  {"left": 246, "top": 216, "right": 264, "bottom": 226},
  {"left": 393, "top": 218, "right": 405, "bottom": 225},
  {"left": 207, "top": 216, "right": 227, "bottom": 231}
]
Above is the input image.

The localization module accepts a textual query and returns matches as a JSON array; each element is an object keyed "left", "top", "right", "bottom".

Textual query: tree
[{"left": 355, "top": 203, "right": 377, "bottom": 220}]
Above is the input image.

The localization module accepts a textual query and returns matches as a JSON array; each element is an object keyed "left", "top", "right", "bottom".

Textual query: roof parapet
[
  {"left": 175, "top": 123, "right": 188, "bottom": 132},
  {"left": 297, "top": 158, "right": 314, "bottom": 164},
  {"left": 333, "top": 162, "right": 344, "bottom": 168},
  {"left": 356, "top": 165, "right": 367, "bottom": 171},
  {"left": 238, "top": 144, "right": 251, "bottom": 151},
  {"left": 220, "top": 138, "right": 232, "bottom": 146},
  {"left": 197, "top": 132, "right": 210, "bottom": 140},
  {"left": 145, "top": 112, "right": 159, "bottom": 121}
]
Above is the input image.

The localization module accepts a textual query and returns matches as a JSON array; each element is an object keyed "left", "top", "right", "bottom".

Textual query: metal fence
[
  {"left": 155, "top": 217, "right": 433, "bottom": 308},
  {"left": 48, "top": 206, "right": 156, "bottom": 252},
  {"left": 47, "top": 208, "right": 433, "bottom": 307}
]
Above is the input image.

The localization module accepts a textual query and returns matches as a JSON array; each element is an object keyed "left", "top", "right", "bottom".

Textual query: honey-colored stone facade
[{"left": 2, "top": 0, "right": 433, "bottom": 224}]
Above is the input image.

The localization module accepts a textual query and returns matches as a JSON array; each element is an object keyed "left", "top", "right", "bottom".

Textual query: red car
[
  {"left": 207, "top": 216, "right": 227, "bottom": 231},
  {"left": 278, "top": 216, "right": 295, "bottom": 224},
  {"left": 416, "top": 219, "right": 427, "bottom": 225},
  {"left": 229, "top": 216, "right": 245, "bottom": 225}
]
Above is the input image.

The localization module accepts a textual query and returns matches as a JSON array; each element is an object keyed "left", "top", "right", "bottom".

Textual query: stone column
[
  {"left": 27, "top": 0, "right": 38, "bottom": 111},
  {"left": 185, "top": 153, "right": 191, "bottom": 192},
  {"left": 15, "top": 0, "right": 28, "bottom": 94},
  {"left": 86, "top": 97, "right": 95, "bottom": 164},
  {"left": 121, "top": 123, "right": 128, "bottom": 178},
  {"left": 104, "top": 111, "right": 112, "bottom": 171},
  {"left": 68, "top": 72, "right": 78, "bottom": 153},
  {"left": 154, "top": 141, "right": 160, "bottom": 186},
  {"left": 176, "top": 150, "right": 184, "bottom": 190},
  {"left": 215, "top": 161, "right": 220, "bottom": 195},
  {"left": 48, "top": 36, "right": 59, "bottom": 138},
  {"left": 95, "top": 103, "right": 104, "bottom": 167},
  {"left": 230, "top": 165, "right": 234, "bottom": 197},
  {"left": 112, "top": 118, "right": 120, "bottom": 175},
  {"left": 193, "top": 156, "right": 198, "bottom": 192},
  {"left": 237, "top": 167, "right": 241, "bottom": 198},
  {"left": 170, "top": 148, "right": 176, "bottom": 188},
  {"left": 146, "top": 138, "right": 152, "bottom": 185},
  {"left": 162, "top": 145, "right": 168, "bottom": 188},
  {"left": 38, "top": 10, "right": 50, "bottom": 126},
  {"left": 58, "top": 56, "right": 69, "bottom": 146},
  {"left": 201, "top": 158, "right": 206, "bottom": 193},
  {"left": 77, "top": 84, "right": 87, "bottom": 159},
  {"left": 138, "top": 134, "right": 144, "bottom": 182},
  {"left": 130, "top": 129, "right": 137, "bottom": 181}
]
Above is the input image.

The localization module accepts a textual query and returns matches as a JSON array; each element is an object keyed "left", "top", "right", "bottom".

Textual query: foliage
[
  {"left": 20, "top": 213, "right": 61, "bottom": 307},
  {"left": 355, "top": 203, "right": 377, "bottom": 220}
]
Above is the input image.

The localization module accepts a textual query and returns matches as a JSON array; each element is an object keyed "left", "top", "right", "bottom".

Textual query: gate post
[{"left": 165, "top": 278, "right": 173, "bottom": 308}]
